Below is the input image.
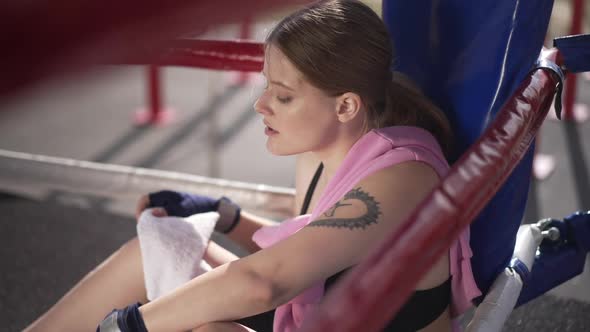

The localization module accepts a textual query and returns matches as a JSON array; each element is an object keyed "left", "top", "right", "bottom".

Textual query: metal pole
[
  {"left": 236, "top": 17, "right": 253, "bottom": 86},
  {"left": 134, "top": 65, "right": 176, "bottom": 126},
  {"left": 148, "top": 65, "right": 161, "bottom": 122}
]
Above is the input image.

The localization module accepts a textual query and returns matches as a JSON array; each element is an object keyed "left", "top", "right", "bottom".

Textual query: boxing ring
[{"left": 1, "top": 0, "right": 590, "bottom": 331}]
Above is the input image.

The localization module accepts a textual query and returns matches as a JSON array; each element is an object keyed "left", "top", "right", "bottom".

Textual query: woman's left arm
[{"left": 138, "top": 161, "right": 443, "bottom": 331}]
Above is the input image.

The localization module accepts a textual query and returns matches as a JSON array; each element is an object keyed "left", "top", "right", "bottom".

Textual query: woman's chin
[
  {"left": 267, "top": 148, "right": 295, "bottom": 156},
  {"left": 266, "top": 142, "right": 300, "bottom": 156}
]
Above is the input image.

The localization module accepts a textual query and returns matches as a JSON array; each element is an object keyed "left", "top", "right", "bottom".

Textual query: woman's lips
[
  {"left": 263, "top": 121, "right": 279, "bottom": 136},
  {"left": 265, "top": 126, "right": 278, "bottom": 136}
]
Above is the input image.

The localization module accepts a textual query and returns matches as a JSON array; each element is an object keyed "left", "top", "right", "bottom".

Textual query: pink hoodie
[{"left": 252, "top": 126, "right": 481, "bottom": 331}]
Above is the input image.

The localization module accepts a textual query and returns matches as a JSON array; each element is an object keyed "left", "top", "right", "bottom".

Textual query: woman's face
[{"left": 254, "top": 45, "right": 340, "bottom": 156}]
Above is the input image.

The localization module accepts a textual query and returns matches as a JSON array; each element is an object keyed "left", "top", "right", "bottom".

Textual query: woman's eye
[{"left": 277, "top": 96, "right": 293, "bottom": 104}]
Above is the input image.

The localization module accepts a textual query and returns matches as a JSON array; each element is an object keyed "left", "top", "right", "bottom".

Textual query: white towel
[{"left": 137, "top": 209, "right": 218, "bottom": 301}]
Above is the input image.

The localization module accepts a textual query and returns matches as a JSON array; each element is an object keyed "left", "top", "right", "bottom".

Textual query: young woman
[{"left": 25, "top": 1, "right": 480, "bottom": 331}]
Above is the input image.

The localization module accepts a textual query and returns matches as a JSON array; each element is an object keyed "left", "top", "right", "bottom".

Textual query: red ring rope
[
  {"left": 120, "top": 39, "right": 264, "bottom": 72},
  {"left": 0, "top": 0, "right": 308, "bottom": 97}
]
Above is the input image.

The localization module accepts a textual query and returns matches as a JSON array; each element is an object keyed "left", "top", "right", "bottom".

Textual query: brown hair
[{"left": 266, "top": 0, "right": 453, "bottom": 156}]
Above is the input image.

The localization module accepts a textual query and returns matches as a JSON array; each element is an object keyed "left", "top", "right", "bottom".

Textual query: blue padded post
[
  {"left": 554, "top": 34, "right": 590, "bottom": 73},
  {"left": 516, "top": 212, "right": 590, "bottom": 306},
  {"left": 383, "top": 0, "right": 554, "bottom": 296},
  {"left": 516, "top": 246, "right": 586, "bottom": 306}
]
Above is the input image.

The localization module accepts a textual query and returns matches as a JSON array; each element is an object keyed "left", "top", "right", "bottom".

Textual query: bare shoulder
[
  {"left": 303, "top": 160, "right": 444, "bottom": 276},
  {"left": 310, "top": 161, "right": 440, "bottom": 231}
]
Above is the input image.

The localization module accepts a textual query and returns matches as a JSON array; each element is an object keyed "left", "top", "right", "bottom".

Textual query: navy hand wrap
[
  {"left": 147, "top": 190, "right": 241, "bottom": 233},
  {"left": 97, "top": 303, "right": 148, "bottom": 332},
  {"left": 148, "top": 190, "right": 218, "bottom": 217}
]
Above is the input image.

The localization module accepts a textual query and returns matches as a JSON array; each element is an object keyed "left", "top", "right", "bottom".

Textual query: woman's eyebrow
[
  {"left": 270, "top": 80, "right": 295, "bottom": 91},
  {"left": 261, "top": 71, "right": 296, "bottom": 91}
]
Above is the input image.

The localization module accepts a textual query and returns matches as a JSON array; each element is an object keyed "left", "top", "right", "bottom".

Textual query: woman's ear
[{"left": 335, "top": 92, "right": 362, "bottom": 123}]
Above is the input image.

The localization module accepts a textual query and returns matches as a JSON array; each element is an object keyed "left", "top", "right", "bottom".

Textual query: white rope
[{"left": 0, "top": 149, "right": 295, "bottom": 219}]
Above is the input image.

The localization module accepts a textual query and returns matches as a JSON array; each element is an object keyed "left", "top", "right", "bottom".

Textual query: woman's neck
[{"left": 313, "top": 127, "right": 369, "bottom": 181}]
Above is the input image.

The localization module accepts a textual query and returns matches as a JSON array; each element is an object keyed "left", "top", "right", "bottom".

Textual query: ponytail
[{"left": 372, "top": 72, "right": 453, "bottom": 158}]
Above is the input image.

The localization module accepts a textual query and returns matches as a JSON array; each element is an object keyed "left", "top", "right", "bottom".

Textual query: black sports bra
[{"left": 303, "top": 163, "right": 451, "bottom": 332}]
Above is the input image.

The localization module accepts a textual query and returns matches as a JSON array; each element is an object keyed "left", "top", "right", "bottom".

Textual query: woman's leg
[
  {"left": 25, "top": 237, "right": 243, "bottom": 332},
  {"left": 24, "top": 237, "right": 148, "bottom": 332}
]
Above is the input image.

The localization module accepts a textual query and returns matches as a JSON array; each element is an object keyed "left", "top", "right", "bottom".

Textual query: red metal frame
[
  {"left": 127, "top": 39, "right": 264, "bottom": 125},
  {"left": 235, "top": 17, "right": 254, "bottom": 85},
  {"left": 133, "top": 66, "right": 176, "bottom": 126},
  {"left": 298, "top": 49, "right": 562, "bottom": 332},
  {"left": 148, "top": 66, "right": 162, "bottom": 121}
]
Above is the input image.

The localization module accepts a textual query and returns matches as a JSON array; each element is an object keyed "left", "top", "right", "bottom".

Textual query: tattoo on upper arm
[{"left": 308, "top": 187, "right": 381, "bottom": 230}]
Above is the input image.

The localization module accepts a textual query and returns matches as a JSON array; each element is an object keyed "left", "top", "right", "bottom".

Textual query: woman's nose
[{"left": 254, "top": 93, "right": 272, "bottom": 115}]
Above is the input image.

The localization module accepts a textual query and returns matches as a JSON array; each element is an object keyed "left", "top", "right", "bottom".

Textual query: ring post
[
  {"left": 133, "top": 65, "right": 176, "bottom": 126},
  {"left": 236, "top": 17, "right": 253, "bottom": 86}
]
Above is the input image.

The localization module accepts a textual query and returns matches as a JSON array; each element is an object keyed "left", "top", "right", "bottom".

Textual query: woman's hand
[
  {"left": 135, "top": 194, "right": 167, "bottom": 221},
  {"left": 136, "top": 190, "right": 241, "bottom": 233}
]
